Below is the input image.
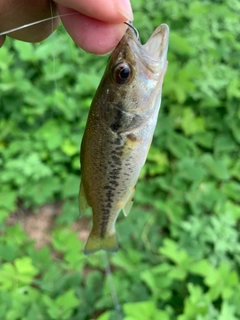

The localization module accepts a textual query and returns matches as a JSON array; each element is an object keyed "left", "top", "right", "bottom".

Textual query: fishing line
[
  {"left": 49, "top": 0, "right": 58, "bottom": 92},
  {"left": 101, "top": 251, "right": 122, "bottom": 320},
  {"left": 0, "top": 13, "right": 76, "bottom": 36}
]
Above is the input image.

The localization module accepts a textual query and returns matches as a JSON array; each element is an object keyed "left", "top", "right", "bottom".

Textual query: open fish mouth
[{"left": 143, "top": 24, "right": 169, "bottom": 64}]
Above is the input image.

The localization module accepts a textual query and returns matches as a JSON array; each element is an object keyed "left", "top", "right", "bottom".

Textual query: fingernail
[{"left": 115, "top": 0, "right": 133, "bottom": 21}]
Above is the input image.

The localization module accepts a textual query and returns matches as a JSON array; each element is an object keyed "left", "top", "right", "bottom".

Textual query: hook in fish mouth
[{"left": 124, "top": 21, "right": 139, "bottom": 40}]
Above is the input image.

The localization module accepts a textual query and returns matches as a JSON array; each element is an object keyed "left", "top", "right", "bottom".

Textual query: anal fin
[{"left": 122, "top": 186, "right": 136, "bottom": 217}]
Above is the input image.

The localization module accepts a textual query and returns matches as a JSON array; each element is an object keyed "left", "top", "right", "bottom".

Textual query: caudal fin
[{"left": 84, "top": 232, "right": 119, "bottom": 255}]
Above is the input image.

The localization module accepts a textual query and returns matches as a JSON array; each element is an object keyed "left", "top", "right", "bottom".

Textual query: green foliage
[{"left": 0, "top": 0, "right": 240, "bottom": 319}]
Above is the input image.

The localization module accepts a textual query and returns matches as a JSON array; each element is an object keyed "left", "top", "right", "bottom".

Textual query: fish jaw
[{"left": 143, "top": 24, "right": 169, "bottom": 67}]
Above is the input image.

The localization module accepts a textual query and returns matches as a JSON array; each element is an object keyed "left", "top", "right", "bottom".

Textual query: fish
[{"left": 79, "top": 23, "right": 169, "bottom": 255}]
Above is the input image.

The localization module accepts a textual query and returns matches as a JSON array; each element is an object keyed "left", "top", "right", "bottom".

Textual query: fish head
[
  {"left": 106, "top": 24, "right": 169, "bottom": 116},
  {"left": 95, "top": 24, "right": 169, "bottom": 134}
]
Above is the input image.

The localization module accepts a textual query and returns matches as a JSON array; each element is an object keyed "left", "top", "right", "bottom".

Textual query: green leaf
[
  {"left": 176, "top": 157, "right": 206, "bottom": 182},
  {"left": 13, "top": 42, "right": 35, "bottom": 61},
  {"left": 61, "top": 175, "right": 80, "bottom": 198},
  {"left": 214, "top": 133, "right": 238, "bottom": 153},
  {"left": 221, "top": 182, "right": 240, "bottom": 202},
  {"left": 159, "top": 239, "right": 192, "bottom": 270},
  {"left": 0, "top": 189, "right": 17, "bottom": 214},
  {"left": 231, "top": 159, "right": 240, "bottom": 180},
  {"left": 124, "top": 301, "right": 169, "bottom": 320},
  {"left": 61, "top": 139, "right": 78, "bottom": 156},
  {"left": 36, "top": 120, "right": 64, "bottom": 151},
  {"left": 0, "top": 257, "right": 37, "bottom": 289},
  {"left": 55, "top": 289, "right": 79, "bottom": 319},
  {"left": 219, "top": 302, "right": 238, "bottom": 320},
  {"left": 170, "top": 32, "right": 195, "bottom": 56},
  {"left": 201, "top": 154, "right": 230, "bottom": 180},
  {"left": 167, "top": 132, "right": 196, "bottom": 159},
  {"left": 14, "top": 257, "right": 38, "bottom": 285},
  {"left": 188, "top": 259, "right": 211, "bottom": 276},
  {"left": 181, "top": 108, "right": 205, "bottom": 136}
]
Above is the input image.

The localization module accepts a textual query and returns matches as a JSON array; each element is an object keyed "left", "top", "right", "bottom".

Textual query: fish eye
[{"left": 113, "top": 62, "right": 133, "bottom": 85}]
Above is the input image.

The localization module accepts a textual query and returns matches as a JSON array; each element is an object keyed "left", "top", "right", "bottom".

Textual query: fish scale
[{"left": 79, "top": 23, "right": 169, "bottom": 255}]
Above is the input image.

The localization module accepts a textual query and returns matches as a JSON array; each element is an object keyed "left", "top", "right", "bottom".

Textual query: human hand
[{"left": 0, "top": 0, "right": 133, "bottom": 54}]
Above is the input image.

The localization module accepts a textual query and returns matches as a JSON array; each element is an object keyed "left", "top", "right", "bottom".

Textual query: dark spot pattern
[
  {"left": 99, "top": 140, "right": 123, "bottom": 235},
  {"left": 127, "top": 133, "right": 137, "bottom": 141},
  {"left": 100, "top": 135, "right": 136, "bottom": 236},
  {"left": 109, "top": 108, "right": 123, "bottom": 132},
  {"left": 106, "top": 102, "right": 143, "bottom": 134}
]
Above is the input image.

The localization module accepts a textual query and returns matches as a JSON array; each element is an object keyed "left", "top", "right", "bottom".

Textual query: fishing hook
[{"left": 124, "top": 21, "right": 139, "bottom": 40}]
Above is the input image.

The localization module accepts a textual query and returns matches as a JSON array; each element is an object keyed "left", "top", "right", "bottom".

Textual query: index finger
[
  {"left": 56, "top": 0, "right": 133, "bottom": 55},
  {"left": 54, "top": 0, "right": 133, "bottom": 23}
]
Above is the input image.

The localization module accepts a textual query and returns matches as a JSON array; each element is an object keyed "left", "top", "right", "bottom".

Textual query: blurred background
[{"left": 0, "top": 0, "right": 240, "bottom": 319}]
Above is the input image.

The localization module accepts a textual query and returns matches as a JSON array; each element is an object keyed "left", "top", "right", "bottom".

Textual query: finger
[
  {"left": 54, "top": 0, "right": 133, "bottom": 23},
  {"left": 58, "top": 5, "right": 128, "bottom": 55},
  {"left": 0, "top": 0, "right": 59, "bottom": 42}
]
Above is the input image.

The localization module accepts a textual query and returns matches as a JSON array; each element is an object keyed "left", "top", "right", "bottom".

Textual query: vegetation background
[{"left": 1, "top": 0, "right": 240, "bottom": 319}]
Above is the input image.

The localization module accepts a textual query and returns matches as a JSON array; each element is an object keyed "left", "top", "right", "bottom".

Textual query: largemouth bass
[{"left": 80, "top": 23, "right": 169, "bottom": 254}]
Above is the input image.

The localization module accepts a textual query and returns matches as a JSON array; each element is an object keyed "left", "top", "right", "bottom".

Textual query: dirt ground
[{"left": 7, "top": 203, "right": 91, "bottom": 249}]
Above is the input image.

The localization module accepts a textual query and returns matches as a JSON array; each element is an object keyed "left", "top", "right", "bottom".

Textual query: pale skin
[{"left": 0, "top": 0, "right": 133, "bottom": 54}]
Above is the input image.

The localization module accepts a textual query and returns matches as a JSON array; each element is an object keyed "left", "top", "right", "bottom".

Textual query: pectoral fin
[
  {"left": 122, "top": 186, "right": 136, "bottom": 217},
  {"left": 79, "top": 181, "right": 89, "bottom": 217}
]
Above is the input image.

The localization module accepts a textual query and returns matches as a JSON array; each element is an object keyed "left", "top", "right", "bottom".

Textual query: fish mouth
[
  {"left": 143, "top": 24, "right": 169, "bottom": 65},
  {"left": 124, "top": 23, "right": 169, "bottom": 73}
]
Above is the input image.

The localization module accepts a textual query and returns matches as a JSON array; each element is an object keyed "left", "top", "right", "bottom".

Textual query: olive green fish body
[{"left": 80, "top": 24, "right": 169, "bottom": 254}]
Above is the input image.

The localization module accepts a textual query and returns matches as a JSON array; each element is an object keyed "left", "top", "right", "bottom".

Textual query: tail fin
[{"left": 84, "top": 232, "right": 119, "bottom": 255}]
